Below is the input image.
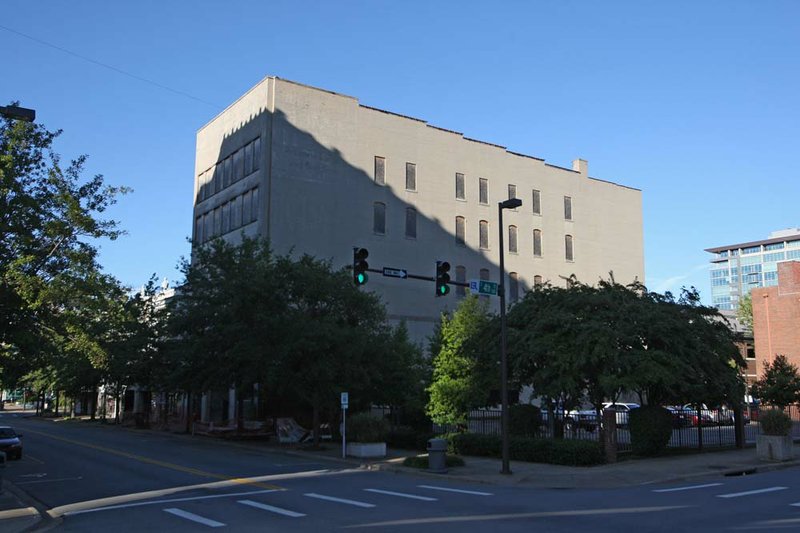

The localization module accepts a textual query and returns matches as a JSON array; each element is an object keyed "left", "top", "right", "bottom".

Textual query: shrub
[
  {"left": 509, "top": 404, "right": 542, "bottom": 438},
  {"left": 629, "top": 406, "right": 673, "bottom": 457},
  {"left": 445, "top": 432, "right": 502, "bottom": 457},
  {"left": 760, "top": 409, "right": 792, "bottom": 436},
  {"left": 347, "top": 412, "right": 389, "bottom": 443},
  {"left": 402, "top": 454, "right": 466, "bottom": 469},
  {"left": 441, "top": 432, "right": 605, "bottom": 466},
  {"left": 387, "top": 426, "right": 433, "bottom": 451}
]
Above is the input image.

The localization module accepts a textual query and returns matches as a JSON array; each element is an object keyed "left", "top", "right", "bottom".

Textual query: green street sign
[{"left": 469, "top": 279, "right": 498, "bottom": 296}]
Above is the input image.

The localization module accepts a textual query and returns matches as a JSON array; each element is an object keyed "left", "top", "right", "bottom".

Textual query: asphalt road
[{"left": 3, "top": 412, "right": 800, "bottom": 532}]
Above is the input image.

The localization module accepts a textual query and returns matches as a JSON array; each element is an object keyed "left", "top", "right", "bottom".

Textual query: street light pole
[{"left": 498, "top": 197, "right": 521, "bottom": 475}]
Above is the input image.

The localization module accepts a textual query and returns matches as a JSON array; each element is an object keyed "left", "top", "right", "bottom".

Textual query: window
[
  {"left": 221, "top": 202, "right": 230, "bottom": 234},
  {"left": 244, "top": 141, "right": 254, "bottom": 175},
  {"left": 242, "top": 190, "right": 252, "bottom": 225},
  {"left": 373, "top": 202, "right": 386, "bottom": 234},
  {"left": 533, "top": 229, "right": 542, "bottom": 257},
  {"left": 212, "top": 164, "right": 221, "bottom": 195},
  {"left": 508, "top": 184, "right": 517, "bottom": 200},
  {"left": 509, "top": 272, "right": 519, "bottom": 303},
  {"left": 508, "top": 225, "right": 518, "bottom": 253},
  {"left": 203, "top": 213, "right": 212, "bottom": 242},
  {"left": 564, "top": 196, "right": 572, "bottom": 220},
  {"left": 213, "top": 207, "right": 221, "bottom": 237},
  {"left": 533, "top": 275, "right": 543, "bottom": 288},
  {"left": 195, "top": 216, "right": 202, "bottom": 243},
  {"left": 405, "top": 207, "right": 417, "bottom": 238},
  {"left": 405, "top": 162, "right": 416, "bottom": 191},
  {"left": 532, "top": 189, "right": 541, "bottom": 215},
  {"left": 224, "top": 157, "right": 232, "bottom": 189},
  {"left": 233, "top": 149, "right": 244, "bottom": 182},
  {"left": 252, "top": 138, "right": 261, "bottom": 172},
  {"left": 455, "top": 173, "right": 465, "bottom": 200},
  {"left": 480, "top": 268, "right": 490, "bottom": 302},
  {"left": 565, "top": 234, "right": 574, "bottom": 261},
  {"left": 374, "top": 156, "right": 385, "bottom": 185},
  {"left": 455, "top": 216, "right": 466, "bottom": 246},
  {"left": 456, "top": 265, "right": 466, "bottom": 297},
  {"left": 479, "top": 220, "right": 489, "bottom": 250},
  {"left": 479, "top": 178, "right": 488, "bottom": 204},
  {"left": 231, "top": 196, "right": 242, "bottom": 229},
  {"left": 251, "top": 186, "right": 259, "bottom": 222}
]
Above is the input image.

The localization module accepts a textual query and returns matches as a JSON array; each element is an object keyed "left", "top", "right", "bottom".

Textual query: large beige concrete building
[{"left": 193, "top": 76, "right": 644, "bottom": 345}]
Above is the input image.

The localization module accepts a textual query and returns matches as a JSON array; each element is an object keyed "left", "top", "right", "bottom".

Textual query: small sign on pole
[{"left": 341, "top": 392, "right": 349, "bottom": 458}]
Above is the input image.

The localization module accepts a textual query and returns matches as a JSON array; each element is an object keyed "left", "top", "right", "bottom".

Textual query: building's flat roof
[{"left": 705, "top": 234, "right": 800, "bottom": 254}]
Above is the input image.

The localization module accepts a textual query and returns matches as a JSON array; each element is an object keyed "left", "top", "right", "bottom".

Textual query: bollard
[{"left": 427, "top": 438, "right": 448, "bottom": 474}]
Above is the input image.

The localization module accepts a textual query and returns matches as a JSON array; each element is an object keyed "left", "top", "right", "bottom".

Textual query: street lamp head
[
  {"left": 0, "top": 105, "right": 36, "bottom": 123},
  {"left": 500, "top": 198, "right": 522, "bottom": 210}
]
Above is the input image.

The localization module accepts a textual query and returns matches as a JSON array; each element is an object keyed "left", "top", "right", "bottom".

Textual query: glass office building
[{"left": 706, "top": 228, "right": 800, "bottom": 311}]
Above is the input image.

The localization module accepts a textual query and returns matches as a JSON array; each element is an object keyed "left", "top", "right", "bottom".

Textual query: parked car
[
  {"left": 665, "top": 406, "right": 692, "bottom": 428},
  {"left": 601, "top": 402, "right": 640, "bottom": 428},
  {"left": 0, "top": 426, "right": 22, "bottom": 460},
  {"left": 564, "top": 408, "right": 599, "bottom": 432},
  {"left": 680, "top": 405, "right": 716, "bottom": 427}
]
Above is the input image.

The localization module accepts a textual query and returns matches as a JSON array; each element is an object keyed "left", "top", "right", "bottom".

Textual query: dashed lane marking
[
  {"left": 164, "top": 508, "right": 225, "bottom": 528},
  {"left": 717, "top": 486, "right": 788, "bottom": 498},
  {"left": 363, "top": 489, "right": 437, "bottom": 501},
  {"left": 304, "top": 493, "right": 376, "bottom": 508},
  {"left": 417, "top": 485, "right": 493, "bottom": 496},
  {"left": 652, "top": 483, "right": 723, "bottom": 493},
  {"left": 238, "top": 499, "right": 306, "bottom": 517}
]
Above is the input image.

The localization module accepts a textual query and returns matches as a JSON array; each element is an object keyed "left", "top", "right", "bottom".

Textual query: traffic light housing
[
  {"left": 353, "top": 248, "right": 369, "bottom": 285},
  {"left": 435, "top": 261, "right": 450, "bottom": 296}
]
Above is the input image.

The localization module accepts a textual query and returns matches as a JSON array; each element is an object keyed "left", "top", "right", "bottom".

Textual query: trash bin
[{"left": 427, "top": 438, "right": 448, "bottom": 474}]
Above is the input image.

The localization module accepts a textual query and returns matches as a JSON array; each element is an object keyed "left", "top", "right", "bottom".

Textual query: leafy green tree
[
  {"left": 426, "top": 295, "right": 495, "bottom": 426},
  {"left": 737, "top": 293, "right": 753, "bottom": 331},
  {"left": 0, "top": 107, "right": 128, "bottom": 387},
  {"left": 751, "top": 355, "right": 800, "bottom": 409}
]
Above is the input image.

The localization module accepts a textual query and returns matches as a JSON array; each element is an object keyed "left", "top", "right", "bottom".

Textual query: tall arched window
[
  {"left": 479, "top": 220, "right": 489, "bottom": 250},
  {"left": 373, "top": 202, "right": 386, "bottom": 235},
  {"left": 455, "top": 216, "right": 466, "bottom": 245},
  {"left": 456, "top": 265, "right": 466, "bottom": 297},
  {"left": 533, "top": 229, "right": 542, "bottom": 257},
  {"left": 509, "top": 272, "right": 519, "bottom": 303},
  {"left": 565, "top": 234, "right": 574, "bottom": 261},
  {"left": 508, "top": 225, "right": 518, "bottom": 253}
]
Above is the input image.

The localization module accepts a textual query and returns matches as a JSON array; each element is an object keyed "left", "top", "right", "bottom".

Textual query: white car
[{"left": 601, "top": 402, "right": 640, "bottom": 427}]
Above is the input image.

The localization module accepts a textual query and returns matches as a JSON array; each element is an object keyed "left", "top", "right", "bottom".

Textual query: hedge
[
  {"left": 442, "top": 432, "right": 605, "bottom": 466},
  {"left": 629, "top": 406, "right": 672, "bottom": 457}
]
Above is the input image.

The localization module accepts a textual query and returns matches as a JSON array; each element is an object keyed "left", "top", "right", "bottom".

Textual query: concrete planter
[
  {"left": 346, "top": 442, "right": 386, "bottom": 458},
  {"left": 757, "top": 434, "right": 793, "bottom": 462}
]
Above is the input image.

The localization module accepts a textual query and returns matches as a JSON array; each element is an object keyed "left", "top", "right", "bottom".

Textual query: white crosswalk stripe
[
  {"left": 653, "top": 483, "right": 723, "bottom": 493},
  {"left": 364, "top": 488, "right": 437, "bottom": 501},
  {"left": 238, "top": 499, "right": 306, "bottom": 517},
  {"left": 304, "top": 493, "right": 376, "bottom": 508},
  {"left": 717, "top": 486, "right": 788, "bottom": 498},
  {"left": 418, "top": 485, "right": 493, "bottom": 496},
  {"left": 163, "top": 508, "right": 225, "bottom": 527}
]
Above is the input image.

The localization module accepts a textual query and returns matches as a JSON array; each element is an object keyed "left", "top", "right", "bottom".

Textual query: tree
[
  {"left": 426, "top": 295, "right": 495, "bottom": 426},
  {"left": 737, "top": 293, "right": 753, "bottom": 331},
  {"left": 751, "top": 355, "right": 800, "bottom": 409},
  {"left": 0, "top": 107, "right": 128, "bottom": 387}
]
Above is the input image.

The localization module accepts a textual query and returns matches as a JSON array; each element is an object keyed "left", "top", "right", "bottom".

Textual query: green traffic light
[
  {"left": 356, "top": 272, "right": 368, "bottom": 285},
  {"left": 439, "top": 284, "right": 449, "bottom": 296}
]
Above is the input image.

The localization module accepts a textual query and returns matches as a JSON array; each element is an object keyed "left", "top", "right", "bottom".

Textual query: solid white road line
[
  {"left": 304, "top": 493, "right": 376, "bottom": 508},
  {"left": 163, "top": 508, "right": 225, "bottom": 527},
  {"left": 417, "top": 485, "right": 493, "bottom": 496},
  {"left": 363, "top": 489, "right": 437, "bottom": 501},
  {"left": 238, "top": 499, "right": 306, "bottom": 517},
  {"left": 717, "top": 486, "right": 788, "bottom": 498},
  {"left": 652, "top": 483, "right": 723, "bottom": 493}
]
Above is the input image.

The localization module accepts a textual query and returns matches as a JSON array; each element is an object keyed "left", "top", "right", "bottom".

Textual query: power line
[{"left": 0, "top": 23, "right": 222, "bottom": 110}]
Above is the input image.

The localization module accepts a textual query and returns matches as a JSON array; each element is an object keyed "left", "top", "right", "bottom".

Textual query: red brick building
[{"left": 752, "top": 261, "right": 800, "bottom": 377}]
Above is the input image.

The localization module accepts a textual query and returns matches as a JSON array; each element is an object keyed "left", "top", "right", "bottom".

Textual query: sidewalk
[{"left": 285, "top": 441, "right": 800, "bottom": 490}]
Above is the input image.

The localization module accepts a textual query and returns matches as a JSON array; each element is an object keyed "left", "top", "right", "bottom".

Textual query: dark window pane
[
  {"left": 374, "top": 156, "right": 385, "bottom": 185},
  {"left": 509, "top": 225, "right": 518, "bottom": 253},
  {"left": 479, "top": 220, "right": 489, "bottom": 249},
  {"left": 456, "top": 173, "right": 465, "bottom": 200},
  {"left": 565, "top": 234, "right": 574, "bottom": 261},
  {"left": 405, "top": 208, "right": 417, "bottom": 238},
  {"left": 374, "top": 202, "right": 386, "bottom": 234},
  {"left": 532, "top": 189, "right": 541, "bottom": 215},
  {"left": 533, "top": 229, "right": 542, "bottom": 257},
  {"left": 564, "top": 196, "right": 572, "bottom": 220},
  {"left": 456, "top": 265, "right": 466, "bottom": 297},
  {"left": 479, "top": 178, "right": 488, "bottom": 204},
  {"left": 456, "top": 216, "right": 466, "bottom": 245},
  {"left": 406, "top": 162, "right": 416, "bottom": 191}
]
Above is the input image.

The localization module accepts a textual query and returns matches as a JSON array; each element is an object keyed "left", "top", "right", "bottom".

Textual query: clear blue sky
[{"left": 3, "top": 1, "right": 799, "bottom": 301}]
